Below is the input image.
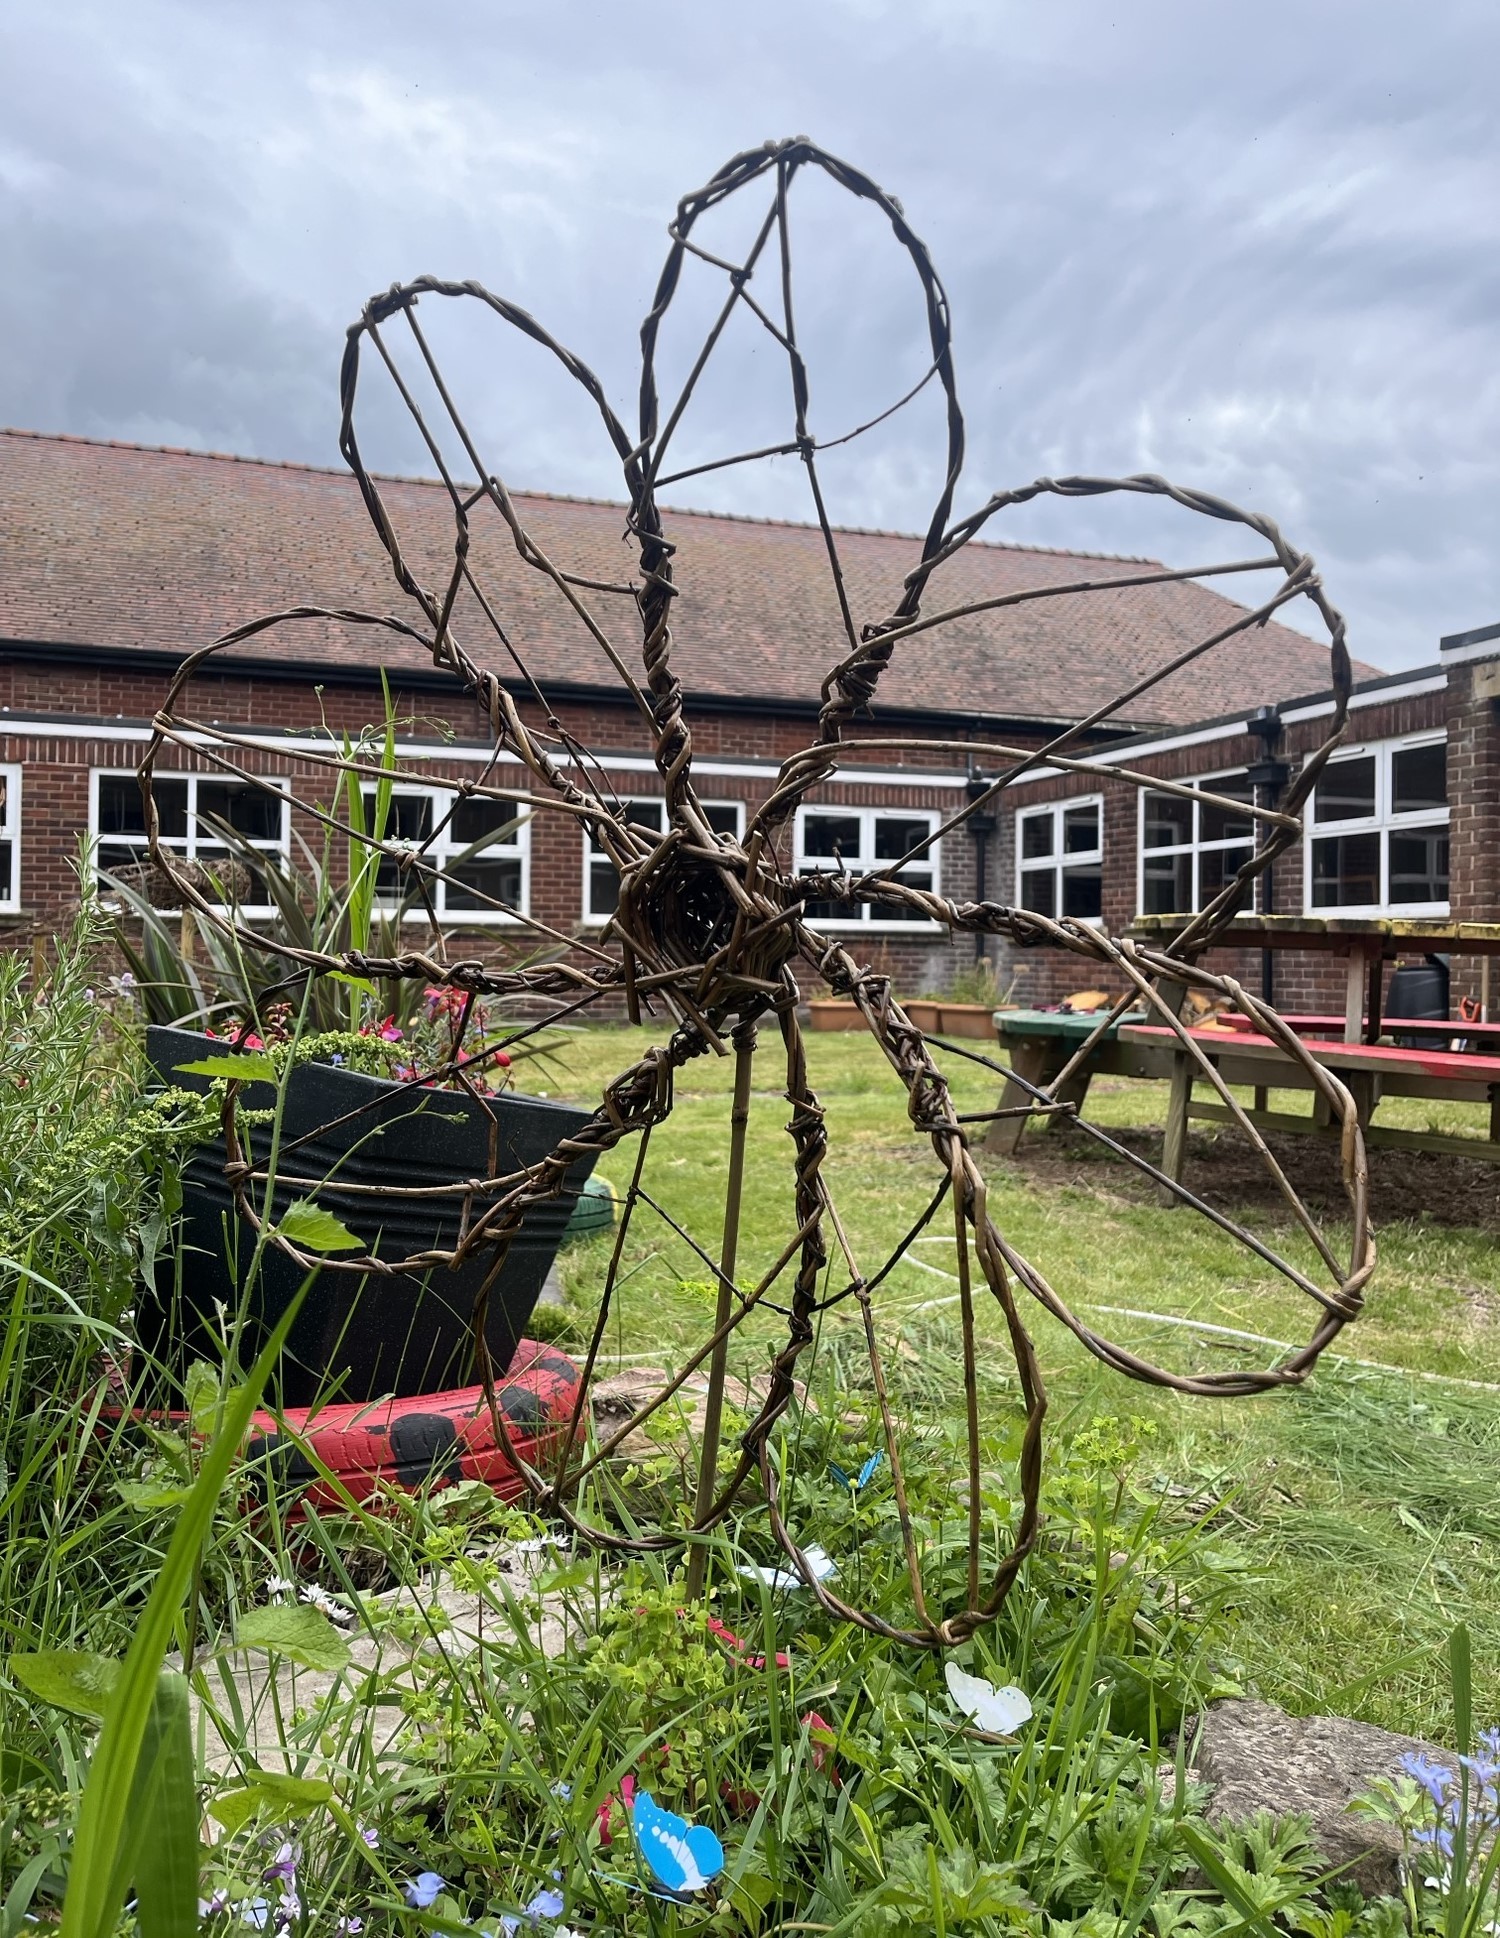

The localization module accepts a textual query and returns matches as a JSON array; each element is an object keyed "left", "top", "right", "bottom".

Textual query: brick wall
[{"left": 0, "top": 651, "right": 1053, "bottom": 999}]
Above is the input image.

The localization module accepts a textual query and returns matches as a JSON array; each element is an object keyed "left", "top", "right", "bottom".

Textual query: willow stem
[{"left": 686, "top": 1022, "right": 756, "bottom": 1599}]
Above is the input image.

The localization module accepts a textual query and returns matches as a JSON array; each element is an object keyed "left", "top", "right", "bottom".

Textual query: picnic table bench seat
[
  {"left": 983, "top": 1006, "right": 1500, "bottom": 1178},
  {"left": 1118, "top": 1022, "right": 1500, "bottom": 1182}
]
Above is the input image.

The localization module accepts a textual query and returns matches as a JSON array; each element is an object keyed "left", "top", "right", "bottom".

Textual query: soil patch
[{"left": 996, "top": 1119, "right": 1500, "bottom": 1233}]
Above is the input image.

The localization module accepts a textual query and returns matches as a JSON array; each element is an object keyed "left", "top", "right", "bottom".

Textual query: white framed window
[
  {"left": 0, "top": 765, "right": 20, "bottom": 912},
  {"left": 360, "top": 784, "right": 530, "bottom": 922},
  {"left": 584, "top": 797, "right": 743, "bottom": 923},
  {"left": 1015, "top": 796, "right": 1103, "bottom": 921},
  {"left": 92, "top": 770, "right": 289, "bottom": 911},
  {"left": 1138, "top": 770, "right": 1255, "bottom": 916},
  {"left": 792, "top": 805, "right": 941, "bottom": 929},
  {"left": 1303, "top": 733, "right": 1448, "bottom": 916}
]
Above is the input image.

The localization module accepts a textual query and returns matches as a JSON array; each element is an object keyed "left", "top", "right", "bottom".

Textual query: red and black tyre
[{"left": 238, "top": 1340, "right": 582, "bottom": 1511}]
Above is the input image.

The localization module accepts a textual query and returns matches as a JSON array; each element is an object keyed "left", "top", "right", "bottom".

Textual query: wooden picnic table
[
  {"left": 1127, "top": 914, "right": 1500, "bottom": 1046},
  {"left": 983, "top": 1007, "right": 1500, "bottom": 1183},
  {"left": 985, "top": 1008, "right": 1151, "bottom": 1155},
  {"left": 1119, "top": 1021, "right": 1500, "bottom": 1181}
]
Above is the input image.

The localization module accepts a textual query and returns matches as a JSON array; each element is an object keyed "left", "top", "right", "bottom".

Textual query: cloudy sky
[{"left": 3, "top": 0, "right": 1496, "bottom": 673}]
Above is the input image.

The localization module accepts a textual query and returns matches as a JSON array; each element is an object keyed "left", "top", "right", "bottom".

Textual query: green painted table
[{"left": 986, "top": 1008, "right": 1152, "bottom": 1155}]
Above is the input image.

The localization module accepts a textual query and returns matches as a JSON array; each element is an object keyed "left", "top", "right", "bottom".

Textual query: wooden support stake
[
  {"left": 686, "top": 1021, "right": 756, "bottom": 1600},
  {"left": 1160, "top": 1050, "right": 1193, "bottom": 1205}
]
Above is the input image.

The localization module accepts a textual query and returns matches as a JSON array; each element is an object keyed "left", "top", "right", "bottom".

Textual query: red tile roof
[{"left": 0, "top": 429, "right": 1375, "bottom": 726}]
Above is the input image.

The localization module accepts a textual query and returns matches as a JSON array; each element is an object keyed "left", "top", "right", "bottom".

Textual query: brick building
[
  {"left": 5, "top": 428, "right": 1487, "bottom": 1011},
  {"left": 998, "top": 622, "right": 1500, "bottom": 1013}
]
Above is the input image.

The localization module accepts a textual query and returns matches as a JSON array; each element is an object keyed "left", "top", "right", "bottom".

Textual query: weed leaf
[
  {"left": 172, "top": 1054, "right": 278, "bottom": 1085},
  {"left": 275, "top": 1200, "right": 363, "bottom": 1254},
  {"left": 234, "top": 1604, "right": 352, "bottom": 1671},
  {"left": 8, "top": 1651, "right": 120, "bottom": 1719}
]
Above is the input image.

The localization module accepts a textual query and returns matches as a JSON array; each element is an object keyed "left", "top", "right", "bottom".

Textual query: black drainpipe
[
  {"left": 966, "top": 764, "right": 998, "bottom": 962},
  {"left": 1246, "top": 705, "right": 1290, "bottom": 1006}
]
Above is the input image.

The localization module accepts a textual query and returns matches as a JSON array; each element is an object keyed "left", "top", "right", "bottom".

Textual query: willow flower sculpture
[{"left": 140, "top": 137, "right": 1373, "bottom": 1647}]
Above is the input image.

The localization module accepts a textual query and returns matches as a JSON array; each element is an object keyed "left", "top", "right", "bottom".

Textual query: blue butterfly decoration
[
  {"left": 829, "top": 1450, "right": 884, "bottom": 1492},
  {"left": 631, "top": 1790, "right": 725, "bottom": 1897}
]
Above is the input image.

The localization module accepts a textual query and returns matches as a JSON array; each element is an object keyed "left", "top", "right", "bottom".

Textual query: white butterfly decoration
[
  {"left": 944, "top": 1660, "right": 1033, "bottom": 1735},
  {"left": 737, "top": 1544, "right": 838, "bottom": 1591}
]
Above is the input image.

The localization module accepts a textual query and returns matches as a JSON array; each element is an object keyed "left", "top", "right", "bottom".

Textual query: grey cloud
[{"left": 1, "top": 0, "right": 1495, "bottom": 671}]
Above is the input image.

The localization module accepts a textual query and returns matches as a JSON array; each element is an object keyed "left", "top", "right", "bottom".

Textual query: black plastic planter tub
[{"left": 141, "top": 1027, "right": 597, "bottom": 1407}]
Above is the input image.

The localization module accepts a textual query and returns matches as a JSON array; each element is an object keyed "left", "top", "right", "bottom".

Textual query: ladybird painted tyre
[{"left": 239, "top": 1340, "right": 581, "bottom": 1510}]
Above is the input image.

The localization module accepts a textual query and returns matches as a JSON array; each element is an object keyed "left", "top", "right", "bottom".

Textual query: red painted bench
[{"left": 1116, "top": 1023, "right": 1500, "bottom": 1181}]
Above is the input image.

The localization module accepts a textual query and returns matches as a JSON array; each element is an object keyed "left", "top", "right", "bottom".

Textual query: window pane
[
  {"left": 198, "top": 780, "right": 283, "bottom": 844},
  {"left": 1200, "top": 772, "right": 1254, "bottom": 845},
  {"left": 1061, "top": 863, "right": 1103, "bottom": 919},
  {"left": 101, "top": 775, "right": 186, "bottom": 838},
  {"left": 886, "top": 867, "right": 934, "bottom": 920},
  {"left": 1197, "top": 841, "right": 1253, "bottom": 903},
  {"left": 1388, "top": 826, "right": 1448, "bottom": 905},
  {"left": 624, "top": 799, "right": 667, "bottom": 839},
  {"left": 97, "top": 842, "right": 144, "bottom": 877},
  {"left": 873, "top": 815, "right": 931, "bottom": 861},
  {"left": 1017, "top": 866, "right": 1055, "bottom": 918},
  {"left": 1314, "top": 757, "right": 1376, "bottom": 823},
  {"left": 1143, "top": 792, "right": 1192, "bottom": 849},
  {"left": 1020, "top": 813, "right": 1053, "bottom": 861},
  {"left": 0, "top": 842, "right": 10, "bottom": 901},
  {"left": 803, "top": 814, "right": 862, "bottom": 862},
  {"left": 446, "top": 858, "right": 523, "bottom": 911},
  {"left": 1063, "top": 803, "right": 1100, "bottom": 854},
  {"left": 589, "top": 858, "right": 621, "bottom": 918},
  {"left": 1392, "top": 743, "right": 1447, "bottom": 816},
  {"left": 451, "top": 796, "right": 520, "bottom": 847},
  {"left": 364, "top": 790, "right": 434, "bottom": 844},
  {"left": 1310, "top": 832, "right": 1380, "bottom": 907},
  {"left": 1143, "top": 850, "right": 1193, "bottom": 915},
  {"left": 703, "top": 802, "right": 741, "bottom": 838}
]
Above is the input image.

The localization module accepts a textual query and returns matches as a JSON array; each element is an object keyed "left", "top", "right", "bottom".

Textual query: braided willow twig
[{"left": 139, "top": 137, "right": 1373, "bottom": 1647}]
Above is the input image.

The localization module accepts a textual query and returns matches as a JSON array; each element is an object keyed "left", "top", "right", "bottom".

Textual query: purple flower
[
  {"left": 1415, "top": 1823, "right": 1456, "bottom": 1861},
  {"left": 404, "top": 1873, "right": 446, "bottom": 1910},
  {"left": 334, "top": 1921, "right": 363, "bottom": 1937},
  {"left": 263, "top": 1842, "right": 300, "bottom": 1884},
  {"left": 199, "top": 1890, "right": 231, "bottom": 1918},
  {"left": 497, "top": 1884, "right": 567, "bottom": 1933},
  {"left": 358, "top": 1825, "right": 379, "bottom": 1849},
  {"left": 1400, "top": 1752, "right": 1455, "bottom": 1806}
]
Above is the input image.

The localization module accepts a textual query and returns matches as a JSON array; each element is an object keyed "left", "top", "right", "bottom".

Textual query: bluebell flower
[
  {"left": 1400, "top": 1752, "right": 1455, "bottom": 1806},
  {"left": 404, "top": 1873, "right": 446, "bottom": 1909},
  {"left": 1414, "top": 1824, "right": 1456, "bottom": 1861}
]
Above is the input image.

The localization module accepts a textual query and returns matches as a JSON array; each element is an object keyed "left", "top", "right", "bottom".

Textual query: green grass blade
[
  {"left": 128, "top": 1673, "right": 196, "bottom": 1938},
  {"left": 58, "top": 1283, "right": 308, "bottom": 1938}
]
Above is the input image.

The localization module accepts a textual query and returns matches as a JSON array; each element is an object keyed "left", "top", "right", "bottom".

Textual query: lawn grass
[{"left": 545, "top": 1021, "right": 1500, "bottom": 1740}]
